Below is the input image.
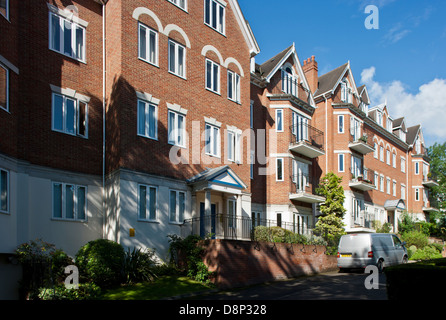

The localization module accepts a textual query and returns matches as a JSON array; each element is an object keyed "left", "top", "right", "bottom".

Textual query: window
[
  {"left": 169, "top": 190, "right": 185, "bottom": 223},
  {"left": 341, "top": 79, "right": 352, "bottom": 103},
  {"left": 168, "top": 0, "right": 187, "bottom": 10},
  {"left": 387, "top": 118, "right": 393, "bottom": 132},
  {"left": 401, "top": 185, "right": 406, "bottom": 200},
  {"left": 227, "top": 70, "right": 240, "bottom": 103},
  {"left": 281, "top": 67, "right": 297, "bottom": 96},
  {"left": 415, "top": 188, "right": 420, "bottom": 201},
  {"left": 401, "top": 157, "right": 406, "bottom": 173},
  {"left": 276, "top": 109, "right": 283, "bottom": 132},
  {"left": 49, "top": 12, "right": 86, "bottom": 62},
  {"left": 0, "top": 63, "right": 8, "bottom": 112},
  {"left": 227, "top": 130, "right": 241, "bottom": 163},
  {"left": 393, "top": 181, "right": 397, "bottom": 197},
  {"left": 205, "top": 59, "right": 220, "bottom": 93},
  {"left": 392, "top": 152, "right": 397, "bottom": 168},
  {"left": 276, "top": 158, "right": 284, "bottom": 181},
  {"left": 338, "top": 115, "right": 344, "bottom": 133},
  {"left": 380, "top": 146, "right": 384, "bottom": 162},
  {"left": 350, "top": 117, "right": 361, "bottom": 141},
  {"left": 168, "top": 40, "right": 186, "bottom": 78},
  {"left": 386, "top": 149, "right": 390, "bottom": 165},
  {"left": 227, "top": 199, "right": 237, "bottom": 228},
  {"left": 0, "top": 168, "right": 9, "bottom": 214},
  {"left": 387, "top": 177, "right": 391, "bottom": 194},
  {"left": 377, "top": 112, "right": 383, "bottom": 126},
  {"left": 374, "top": 172, "right": 379, "bottom": 189},
  {"left": 374, "top": 143, "right": 378, "bottom": 159},
  {"left": 137, "top": 100, "right": 157, "bottom": 140},
  {"left": 168, "top": 111, "right": 185, "bottom": 147},
  {"left": 415, "top": 162, "right": 419, "bottom": 175},
  {"left": 292, "top": 112, "right": 309, "bottom": 141},
  {"left": 52, "top": 93, "right": 88, "bottom": 138},
  {"left": 292, "top": 160, "right": 309, "bottom": 191},
  {"left": 52, "top": 183, "right": 87, "bottom": 221},
  {"left": 351, "top": 155, "right": 363, "bottom": 178},
  {"left": 138, "top": 23, "right": 158, "bottom": 66},
  {"left": 205, "top": 123, "right": 220, "bottom": 157},
  {"left": 204, "top": 0, "right": 225, "bottom": 34},
  {"left": 338, "top": 154, "right": 345, "bottom": 172},
  {"left": 380, "top": 175, "right": 384, "bottom": 192},
  {"left": 0, "top": 0, "right": 9, "bottom": 20},
  {"left": 138, "top": 185, "right": 157, "bottom": 221}
]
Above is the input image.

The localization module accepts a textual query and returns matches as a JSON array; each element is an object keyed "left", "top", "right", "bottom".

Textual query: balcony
[
  {"left": 348, "top": 128, "right": 375, "bottom": 155},
  {"left": 422, "top": 174, "right": 439, "bottom": 188},
  {"left": 349, "top": 168, "right": 376, "bottom": 191},
  {"left": 268, "top": 74, "right": 312, "bottom": 108},
  {"left": 289, "top": 123, "right": 325, "bottom": 158},
  {"left": 289, "top": 173, "right": 325, "bottom": 203}
]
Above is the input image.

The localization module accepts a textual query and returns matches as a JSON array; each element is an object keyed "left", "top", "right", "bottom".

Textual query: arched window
[{"left": 281, "top": 65, "right": 297, "bottom": 96}]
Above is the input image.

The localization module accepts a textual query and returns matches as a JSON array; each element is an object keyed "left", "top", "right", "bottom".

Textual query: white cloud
[{"left": 361, "top": 66, "right": 446, "bottom": 141}]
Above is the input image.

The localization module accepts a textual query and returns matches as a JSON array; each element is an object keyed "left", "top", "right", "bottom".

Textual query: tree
[
  {"left": 427, "top": 142, "right": 446, "bottom": 212},
  {"left": 314, "top": 172, "right": 347, "bottom": 243}
]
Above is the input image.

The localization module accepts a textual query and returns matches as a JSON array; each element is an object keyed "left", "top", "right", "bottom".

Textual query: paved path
[{"left": 195, "top": 270, "right": 388, "bottom": 300}]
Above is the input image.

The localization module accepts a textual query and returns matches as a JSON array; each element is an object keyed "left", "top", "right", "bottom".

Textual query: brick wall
[{"left": 202, "top": 239, "right": 338, "bottom": 289}]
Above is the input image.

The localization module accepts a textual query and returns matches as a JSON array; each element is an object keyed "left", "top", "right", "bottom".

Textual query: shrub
[
  {"left": 75, "top": 239, "right": 125, "bottom": 288},
  {"left": 122, "top": 247, "right": 159, "bottom": 284},
  {"left": 38, "top": 283, "right": 101, "bottom": 300},
  {"left": 400, "top": 231, "right": 429, "bottom": 249},
  {"left": 407, "top": 245, "right": 417, "bottom": 259},
  {"left": 428, "top": 242, "right": 444, "bottom": 254},
  {"left": 410, "top": 246, "right": 443, "bottom": 261},
  {"left": 253, "top": 226, "right": 270, "bottom": 242}
]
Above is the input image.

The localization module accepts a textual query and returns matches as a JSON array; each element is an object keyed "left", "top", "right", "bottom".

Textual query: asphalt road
[{"left": 195, "top": 270, "right": 388, "bottom": 300}]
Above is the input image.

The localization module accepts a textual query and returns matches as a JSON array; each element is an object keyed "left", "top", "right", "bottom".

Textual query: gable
[
  {"left": 210, "top": 171, "right": 245, "bottom": 189},
  {"left": 228, "top": 0, "right": 260, "bottom": 56}
]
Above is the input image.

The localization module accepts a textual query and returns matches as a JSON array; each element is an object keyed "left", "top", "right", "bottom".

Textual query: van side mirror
[{"left": 402, "top": 241, "right": 406, "bottom": 246}]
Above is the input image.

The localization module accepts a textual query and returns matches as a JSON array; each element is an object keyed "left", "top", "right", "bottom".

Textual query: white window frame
[
  {"left": 380, "top": 146, "right": 384, "bottom": 162},
  {"left": 0, "top": 168, "right": 9, "bottom": 214},
  {"left": 205, "top": 59, "right": 220, "bottom": 94},
  {"left": 52, "top": 92, "right": 89, "bottom": 138},
  {"left": 374, "top": 172, "right": 379, "bottom": 190},
  {"left": 386, "top": 149, "right": 391, "bottom": 165},
  {"left": 380, "top": 175, "right": 384, "bottom": 192},
  {"left": 0, "top": 63, "right": 8, "bottom": 112},
  {"left": 227, "top": 198, "right": 237, "bottom": 228},
  {"left": 167, "top": 0, "right": 187, "bottom": 11},
  {"left": 401, "top": 157, "right": 406, "bottom": 173},
  {"left": 227, "top": 70, "right": 241, "bottom": 103},
  {"left": 276, "top": 158, "right": 284, "bottom": 181},
  {"left": 0, "top": 0, "right": 9, "bottom": 20},
  {"left": 168, "top": 110, "right": 186, "bottom": 148},
  {"left": 138, "top": 184, "right": 158, "bottom": 222},
  {"left": 52, "top": 182, "right": 87, "bottom": 221},
  {"left": 49, "top": 11, "right": 86, "bottom": 62},
  {"left": 401, "top": 184, "right": 406, "bottom": 200},
  {"left": 338, "top": 154, "right": 345, "bottom": 172},
  {"left": 393, "top": 180, "right": 397, "bottom": 197},
  {"left": 138, "top": 23, "right": 158, "bottom": 67},
  {"left": 415, "top": 188, "right": 420, "bottom": 201},
  {"left": 276, "top": 109, "right": 283, "bottom": 132},
  {"left": 392, "top": 152, "right": 397, "bottom": 168},
  {"left": 168, "top": 39, "right": 186, "bottom": 79},
  {"left": 137, "top": 99, "right": 158, "bottom": 140},
  {"left": 374, "top": 143, "right": 378, "bottom": 159},
  {"left": 169, "top": 189, "right": 186, "bottom": 224},
  {"left": 205, "top": 123, "right": 220, "bottom": 157},
  {"left": 227, "top": 129, "right": 241, "bottom": 163},
  {"left": 415, "top": 162, "right": 420, "bottom": 175},
  {"left": 386, "top": 177, "right": 391, "bottom": 194},
  {"left": 338, "top": 115, "right": 344, "bottom": 133},
  {"left": 204, "top": 0, "right": 225, "bottom": 35}
]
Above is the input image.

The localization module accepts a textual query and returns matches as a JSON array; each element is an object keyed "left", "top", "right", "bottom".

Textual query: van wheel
[
  {"left": 377, "top": 259, "right": 384, "bottom": 273},
  {"left": 402, "top": 256, "right": 408, "bottom": 264}
]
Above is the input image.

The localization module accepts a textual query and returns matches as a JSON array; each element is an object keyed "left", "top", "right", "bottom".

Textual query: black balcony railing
[
  {"left": 181, "top": 214, "right": 314, "bottom": 241},
  {"left": 290, "top": 123, "right": 324, "bottom": 152},
  {"left": 350, "top": 167, "right": 375, "bottom": 185}
]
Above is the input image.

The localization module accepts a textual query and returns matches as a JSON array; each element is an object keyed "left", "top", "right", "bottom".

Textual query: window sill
[
  {"left": 168, "top": 70, "right": 187, "bottom": 81},
  {"left": 138, "top": 57, "right": 160, "bottom": 69},
  {"left": 138, "top": 219, "right": 160, "bottom": 224}
]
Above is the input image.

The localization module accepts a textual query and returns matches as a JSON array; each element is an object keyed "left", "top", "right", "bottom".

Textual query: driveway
[{"left": 195, "top": 270, "right": 388, "bottom": 300}]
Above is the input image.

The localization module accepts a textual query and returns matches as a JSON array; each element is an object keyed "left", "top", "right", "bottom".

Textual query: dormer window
[
  {"left": 281, "top": 66, "right": 298, "bottom": 97},
  {"left": 376, "top": 111, "right": 383, "bottom": 126},
  {"left": 341, "top": 78, "right": 352, "bottom": 103},
  {"left": 386, "top": 118, "right": 393, "bottom": 132}
]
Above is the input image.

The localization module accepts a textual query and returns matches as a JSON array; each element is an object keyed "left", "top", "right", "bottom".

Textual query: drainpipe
[
  {"left": 323, "top": 93, "right": 329, "bottom": 174},
  {"left": 101, "top": 1, "right": 107, "bottom": 239}
]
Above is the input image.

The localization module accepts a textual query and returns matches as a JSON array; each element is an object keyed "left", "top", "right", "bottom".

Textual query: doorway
[{"left": 200, "top": 202, "right": 216, "bottom": 239}]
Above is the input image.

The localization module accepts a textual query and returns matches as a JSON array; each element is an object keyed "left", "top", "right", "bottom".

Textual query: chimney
[{"left": 302, "top": 55, "right": 318, "bottom": 94}]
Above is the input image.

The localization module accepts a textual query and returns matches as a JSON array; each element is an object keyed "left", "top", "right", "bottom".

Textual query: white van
[{"left": 337, "top": 233, "right": 408, "bottom": 272}]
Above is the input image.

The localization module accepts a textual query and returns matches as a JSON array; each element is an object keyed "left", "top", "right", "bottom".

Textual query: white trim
[
  {"left": 136, "top": 91, "right": 160, "bottom": 105},
  {"left": 137, "top": 184, "right": 159, "bottom": 222},
  {"left": 47, "top": 3, "right": 89, "bottom": 28},
  {"left": 275, "top": 109, "right": 283, "bottom": 132},
  {"left": 269, "top": 104, "right": 311, "bottom": 120},
  {"left": 276, "top": 158, "right": 284, "bottom": 181},
  {"left": 204, "top": 116, "right": 221, "bottom": 127},
  {"left": 167, "top": 102, "right": 188, "bottom": 116}
]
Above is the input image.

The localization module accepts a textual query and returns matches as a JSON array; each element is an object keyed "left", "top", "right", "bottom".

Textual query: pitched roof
[
  {"left": 357, "top": 85, "right": 370, "bottom": 105},
  {"left": 255, "top": 45, "right": 294, "bottom": 79},
  {"left": 392, "top": 117, "right": 405, "bottom": 129},
  {"left": 406, "top": 125, "right": 421, "bottom": 145},
  {"left": 314, "top": 62, "right": 349, "bottom": 97}
]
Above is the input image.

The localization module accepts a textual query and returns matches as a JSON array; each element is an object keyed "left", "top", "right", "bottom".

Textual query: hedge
[{"left": 384, "top": 258, "right": 446, "bottom": 300}]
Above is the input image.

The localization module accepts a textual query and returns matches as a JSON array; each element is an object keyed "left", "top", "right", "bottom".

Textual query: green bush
[
  {"left": 407, "top": 245, "right": 417, "bottom": 259},
  {"left": 400, "top": 231, "right": 429, "bottom": 249},
  {"left": 122, "top": 247, "right": 159, "bottom": 284},
  {"left": 429, "top": 242, "right": 444, "bottom": 254},
  {"left": 75, "top": 239, "right": 125, "bottom": 288},
  {"left": 410, "top": 246, "right": 443, "bottom": 261},
  {"left": 38, "top": 283, "right": 101, "bottom": 300}
]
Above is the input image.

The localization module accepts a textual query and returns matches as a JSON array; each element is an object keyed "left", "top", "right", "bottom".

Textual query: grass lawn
[{"left": 100, "top": 276, "right": 215, "bottom": 300}]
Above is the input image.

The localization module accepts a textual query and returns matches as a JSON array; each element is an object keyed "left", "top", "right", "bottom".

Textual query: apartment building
[
  {"left": 0, "top": 0, "right": 259, "bottom": 272},
  {"left": 307, "top": 58, "right": 438, "bottom": 233},
  {"left": 250, "top": 45, "right": 325, "bottom": 234}
]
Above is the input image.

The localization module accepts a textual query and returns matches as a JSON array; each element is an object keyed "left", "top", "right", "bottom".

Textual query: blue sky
[{"left": 238, "top": 0, "right": 446, "bottom": 147}]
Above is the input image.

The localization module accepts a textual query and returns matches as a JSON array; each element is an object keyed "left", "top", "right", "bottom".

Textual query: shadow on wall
[{"left": 203, "top": 239, "right": 338, "bottom": 289}]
